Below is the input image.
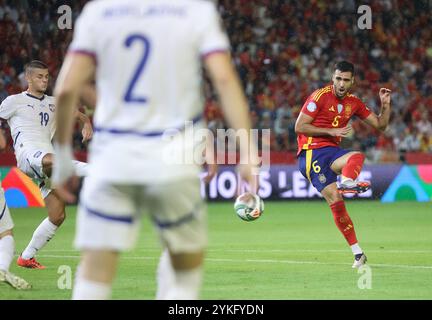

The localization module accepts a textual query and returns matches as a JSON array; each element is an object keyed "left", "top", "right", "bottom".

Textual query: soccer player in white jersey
[
  {"left": 0, "top": 127, "right": 31, "bottom": 289},
  {"left": 52, "top": 0, "right": 259, "bottom": 300},
  {"left": 0, "top": 60, "right": 93, "bottom": 269}
]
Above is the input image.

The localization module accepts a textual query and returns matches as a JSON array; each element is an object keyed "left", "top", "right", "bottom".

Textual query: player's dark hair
[
  {"left": 25, "top": 60, "right": 48, "bottom": 74},
  {"left": 334, "top": 61, "right": 355, "bottom": 76}
]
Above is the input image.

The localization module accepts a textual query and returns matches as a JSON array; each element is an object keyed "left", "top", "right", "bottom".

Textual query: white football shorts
[
  {"left": 75, "top": 176, "right": 207, "bottom": 253},
  {"left": 16, "top": 147, "right": 88, "bottom": 199},
  {"left": 16, "top": 147, "right": 52, "bottom": 198}
]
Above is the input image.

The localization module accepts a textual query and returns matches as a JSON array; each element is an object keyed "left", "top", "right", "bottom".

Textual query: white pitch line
[
  {"left": 32, "top": 254, "right": 432, "bottom": 270},
  {"left": 42, "top": 248, "right": 432, "bottom": 254}
]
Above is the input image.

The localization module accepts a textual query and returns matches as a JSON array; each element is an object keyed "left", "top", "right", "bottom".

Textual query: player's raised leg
[
  {"left": 321, "top": 183, "right": 367, "bottom": 268},
  {"left": 17, "top": 190, "right": 65, "bottom": 269},
  {"left": 0, "top": 189, "right": 31, "bottom": 289},
  {"left": 39, "top": 153, "right": 88, "bottom": 178},
  {"left": 331, "top": 151, "right": 370, "bottom": 194}
]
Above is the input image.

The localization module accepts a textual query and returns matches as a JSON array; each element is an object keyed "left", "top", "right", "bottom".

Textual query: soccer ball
[{"left": 234, "top": 192, "right": 264, "bottom": 222}]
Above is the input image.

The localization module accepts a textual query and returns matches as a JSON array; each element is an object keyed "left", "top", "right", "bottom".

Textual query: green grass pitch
[{"left": 1, "top": 201, "right": 431, "bottom": 300}]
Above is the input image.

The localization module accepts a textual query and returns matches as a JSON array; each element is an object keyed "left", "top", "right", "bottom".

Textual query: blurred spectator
[
  {"left": 416, "top": 111, "right": 432, "bottom": 136},
  {"left": 388, "top": 112, "right": 407, "bottom": 143},
  {"left": 399, "top": 128, "right": 421, "bottom": 152},
  {"left": 16, "top": 10, "right": 32, "bottom": 36},
  {"left": 0, "top": 0, "right": 11, "bottom": 20}
]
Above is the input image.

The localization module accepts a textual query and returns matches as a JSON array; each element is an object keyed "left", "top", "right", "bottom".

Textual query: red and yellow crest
[{"left": 345, "top": 104, "right": 352, "bottom": 118}]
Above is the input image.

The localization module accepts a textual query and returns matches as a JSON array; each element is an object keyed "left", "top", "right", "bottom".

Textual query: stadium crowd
[{"left": 0, "top": 0, "right": 431, "bottom": 162}]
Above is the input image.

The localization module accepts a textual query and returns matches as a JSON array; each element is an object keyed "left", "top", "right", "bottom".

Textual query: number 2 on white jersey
[{"left": 123, "top": 34, "right": 151, "bottom": 104}]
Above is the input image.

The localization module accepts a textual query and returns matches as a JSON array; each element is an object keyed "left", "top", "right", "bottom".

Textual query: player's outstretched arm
[
  {"left": 295, "top": 112, "right": 352, "bottom": 137},
  {"left": 204, "top": 52, "right": 258, "bottom": 193},
  {"left": 362, "top": 88, "right": 392, "bottom": 131}
]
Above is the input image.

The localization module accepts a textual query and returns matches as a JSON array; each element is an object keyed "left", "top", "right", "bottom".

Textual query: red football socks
[
  {"left": 342, "top": 153, "right": 365, "bottom": 181},
  {"left": 330, "top": 201, "right": 358, "bottom": 245}
]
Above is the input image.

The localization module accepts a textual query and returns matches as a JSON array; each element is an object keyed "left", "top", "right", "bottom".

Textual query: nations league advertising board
[
  {"left": 1, "top": 165, "right": 432, "bottom": 207},
  {"left": 200, "top": 164, "right": 432, "bottom": 203}
]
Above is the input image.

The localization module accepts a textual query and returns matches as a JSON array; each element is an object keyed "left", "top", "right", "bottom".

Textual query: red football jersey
[{"left": 297, "top": 85, "right": 372, "bottom": 155}]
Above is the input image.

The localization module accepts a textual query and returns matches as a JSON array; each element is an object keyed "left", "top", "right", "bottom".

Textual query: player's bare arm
[
  {"left": 295, "top": 112, "right": 352, "bottom": 137},
  {"left": 80, "top": 82, "right": 97, "bottom": 108},
  {"left": 202, "top": 128, "right": 218, "bottom": 184},
  {"left": 55, "top": 54, "right": 95, "bottom": 145},
  {"left": 74, "top": 110, "right": 93, "bottom": 143},
  {"left": 52, "top": 53, "right": 95, "bottom": 202},
  {"left": 362, "top": 88, "right": 392, "bottom": 131},
  {"left": 204, "top": 52, "right": 258, "bottom": 192},
  {"left": 0, "top": 128, "right": 6, "bottom": 150}
]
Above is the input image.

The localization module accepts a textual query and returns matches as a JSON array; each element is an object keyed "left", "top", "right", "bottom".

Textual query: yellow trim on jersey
[
  {"left": 305, "top": 149, "right": 313, "bottom": 183},
  {"left": 312, "top": 87, "right": 329, "bottom": 101},
  {"left": 312, "top": 89, "right": 323, "bottom": 101},
  {"left": 302, "top": 137, "right": 313, "bottom": 150},
  {"left": 315, "top": 87, "right": 331, "bottom": 102}
]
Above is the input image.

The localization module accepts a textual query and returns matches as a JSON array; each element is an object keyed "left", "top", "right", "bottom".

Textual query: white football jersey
[
  {"left": 69, "top": 0, "right": 230, "bottom": 183},
  {"left": 0, "top": 92, "right": 56, "bottom": 159}
]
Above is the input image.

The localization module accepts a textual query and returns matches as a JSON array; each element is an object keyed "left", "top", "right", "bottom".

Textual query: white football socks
[
  {"left": 0, "top": 235, "right": 15, "bottom": 271},
  {"left": 351, "top": 243, "right": 363, "bottom": 255},
  {"left": 165, "top": 265, "right": 203, "bottom": 300},
  {"left": 21, "top": 218, "right": 58, "bottom": 260},
  {"left": 156, "top": 249, "right": 175, "bottom": 300},
  {"left": 73, "top": 277, "right": 112, "bottom": 300}
]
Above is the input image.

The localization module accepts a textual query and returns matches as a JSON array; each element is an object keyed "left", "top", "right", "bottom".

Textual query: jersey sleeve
[
  {"left": 0, "top": 96, "right": 16, "bottom": 120},
  {"left": 354, "top": 99, "right": 372, "bottom": 120},
  {"left": 68, "top": 3, "right": 97, "bottom": 61},
  {"left": 197, "top": 2, "right": 230, "bottom": 58},
  {"left": 300, "top": 91, "right": 322, "bottom": 119}
]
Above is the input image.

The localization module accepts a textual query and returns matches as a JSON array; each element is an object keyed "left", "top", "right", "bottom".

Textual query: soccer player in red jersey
[{"left": 295, "top": 61, "right": 392, "bottom": 268}]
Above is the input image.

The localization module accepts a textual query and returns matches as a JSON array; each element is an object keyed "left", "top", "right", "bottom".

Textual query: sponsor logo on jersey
[
  {"left": 307, "top": 102, "right": 317, "bottom": 112},
  {"left": 329, "top": 105, "right": 336, "bottom": 112},
  {"left": 26, "top": 104, "right": 34, "bottom": 109}
]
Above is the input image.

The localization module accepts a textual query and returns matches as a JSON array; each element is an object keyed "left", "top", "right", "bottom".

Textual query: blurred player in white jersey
[
  {"left": 0, "top": 60, "right": 93, "bottom": 269},
  {"left": 0, "top": 127, "right": 31, "bottom": 289},
  {"left": 53, "top": 0, "right": 259, "bottom": 300}
]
